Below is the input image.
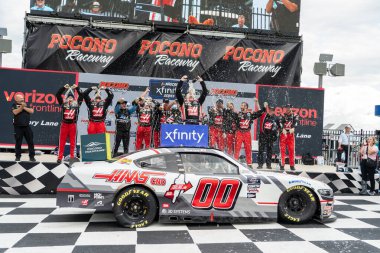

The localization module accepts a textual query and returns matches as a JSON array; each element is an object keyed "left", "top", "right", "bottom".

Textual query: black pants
[
  {"left": 337, "top": 145, "right": 349, "bottom": 166},
  {"left": 258, "top": 134, "right": 275, "bottom": 167},
  {"left": 14, "top": 126, "right": 35, "bottom": 158},
  {"left": 361, "top": 159, "right": 376, "bottom": 192},
  {"left": 113, "top": 130, "right": 130, "bottom": 156}
]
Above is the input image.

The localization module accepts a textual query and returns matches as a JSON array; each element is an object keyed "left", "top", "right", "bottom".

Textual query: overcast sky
[{"left": 1, "top": 0, "right": 380, "bottom": 130}]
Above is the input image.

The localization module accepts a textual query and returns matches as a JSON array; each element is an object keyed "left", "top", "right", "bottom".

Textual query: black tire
[
  {"left": 113, "top": 186, "right": 157, "bottom": 228},
  {"left": 278, "top": 185, "right": 317, "bottom": 224}
]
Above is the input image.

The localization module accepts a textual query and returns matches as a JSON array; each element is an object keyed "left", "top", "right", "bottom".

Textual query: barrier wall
[{"left": 0, "top": 161, "right": 377, "bottom": 195}]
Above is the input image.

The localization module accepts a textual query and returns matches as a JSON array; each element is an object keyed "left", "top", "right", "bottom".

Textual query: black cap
[
  {"left": 285, "top": 104, "right": 292, "bottom": 108},
  {"left": 268, "top": 105, "right": 275, "bottom": 110},
  {"left": 216, "top": 99, "right": 223, "bottom": 104},
  {"left": 163, "top": 98, "right": 169, "bottom": 103}
]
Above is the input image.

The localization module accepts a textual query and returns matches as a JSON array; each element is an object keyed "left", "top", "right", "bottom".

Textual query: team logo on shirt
[
  {"left": 93, "top": 107, "right": 104, "bottom": 117},
  {"left": 140, "top": 114, "right": 151, "bottom": 123},
  {"left": 187, "top": 106, "right": 198, "bottom": 116},
  {"left": 240, "top": 119, "right": 250, "bottom": 129},
  {"left": 64, "top": 109, "right": 76, "bottom": 120},
  {"left": 264, "top": 122, "right": 274, "bottom": 130}
]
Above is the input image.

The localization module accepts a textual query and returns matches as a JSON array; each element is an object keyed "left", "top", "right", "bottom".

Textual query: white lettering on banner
[
  {"left": 165, "top": 129, "right": 205, "bottom": 144},
  {"left": 65, "top": 50, "right": 114, "bottom": 68},
  {"left": 154, "top": 55, "right": 200, "bottom": 72},
  {"left": 29, "top": 121, "right": 39, "bottom": 127},
  {"left": 238, "top": 61, "right": 282, "bottom": 77},
  {"left": 156, "top": 86, "right": 176, "bottom": 96},
  {"left": 41, "top": 121, "right": 59, "bottom": 126},
  {"left": 296, "top": 133, "right": 312, "bottom": 139}
]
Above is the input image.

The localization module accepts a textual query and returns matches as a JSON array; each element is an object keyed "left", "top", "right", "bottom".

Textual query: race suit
[
  {"left": 208, "top": 107, "right": 225, "bottom": 151},
  {"left": 223, "top": 109, "right": 238, "bottom": 156},
  {"left": 176, "top": 80, "right": 208, "bottom": 125},
  {"left": 113, "top": 103, "right": 137, "bottom": 156},
  {"left": 135, "top": 102, "right": 156, "bottom": 150},
  {"left": 258, "top": 112, "right": 280, "bottom": 167},
  {"left": 56, "top": 87, "right": 83, "bottom": 161},
  {"left": 234, "top": 109, "right": 263, "bottom": 165},
  {"left": 279, "top": 113, "right": 299, "bottom": 166},
  {"left": 83, "top": 87, "right": 114, "bottom": 134}
]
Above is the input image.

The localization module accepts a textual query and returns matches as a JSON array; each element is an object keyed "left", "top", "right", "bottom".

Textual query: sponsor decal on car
[
  {"left": 162, "top": 209, "right": 191, "bottom": 215},
  {"left": 247, "top": 193, "right": 256, "bottom": 198},
  {"left": 323, "top": 205, "right": 333, "bottom": 216},
  {"left": 165, "top": 174, "right": 192, "bottom": 203},
  {"left": 248, "top": 183, "right": 261, "bottom": 188},
  {"left": 93, "top": 169, "right": 166, "bottom": 184},
  {"left": 94, "top": 193, "right": 104, "bottom": 200},
  {"left": 95, "top": 200, "right": 104, "bottom": 207},
  {"left": 150, "top": 178, "right": 166, "bottom": 186},
  {"left": 118, "top": 158, "right": 132, "bottom": 164},
  {"left": 68, "top": 195, "right": 74, "bottom": 203},
  {"left": 289, "top": 179, "right": 311, "bottom": 186},
  {"left": 246, "top": 176, "right": 261, "bottom": 185},
  {"left": 247, "top": 185, "right": 260, "bottom": 193},
  {"left": 81, "top": 199, "right": 89, "bottom": 206}
]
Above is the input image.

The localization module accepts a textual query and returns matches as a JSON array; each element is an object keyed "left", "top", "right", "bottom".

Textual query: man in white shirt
[
  {"left": 31, "top": 0, "right": 54, "bottom": 12},
  {"left": 338, "top": 125, "right": 353, "bottom": 167},
  {"left": 232, "top": 15, "right": 249, "bottom": 29}
]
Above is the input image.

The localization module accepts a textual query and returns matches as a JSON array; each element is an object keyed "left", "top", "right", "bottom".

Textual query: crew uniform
[
  {"left": 11, "top": 102, "right": 36, "bottom": 161},
  {"left": 83, "top": 87, "right": 114, "bottom": 134},
  {"left": 234, "top": 109, "right": 263, "bottom": 166},
  {"left": 223, "top": 108, "right": 238, "bottom": 156},
  {"left": 113, "top": 100, "right": 137, "bottom": 156},
  {"left": 56, "top": 86, "right": 84, "bottom": 162},
  {"left": 134, "top": 100, "right": 157, "bottom": 150},
  {"left": 152, "top": 104, "right": 168, "bottom": 148},
  {"left": 208, "top": 104, "right": 225, "bottom": 150},
  {"left": 257, "top": 108, "right": 279, "bottom": 169},
  {"left": 175, "top": 79, "right": 208, "bottom": 125},
  {"left": 279, "top": 108, "right": 299, "bottom": 170}
]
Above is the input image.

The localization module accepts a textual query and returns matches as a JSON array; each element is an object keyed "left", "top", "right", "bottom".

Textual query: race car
[{"left": 57, "top": 148, "right": 336, "bottom": 228}]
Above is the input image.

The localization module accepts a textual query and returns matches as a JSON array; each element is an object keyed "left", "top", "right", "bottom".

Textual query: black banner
[
  {"left": 24, "top": 23, "right": 302, "bottom": 86},
  {"left": 0, "top": 68, "right": 77, "bottom": 149},
  {"left": 257, "top": 85, "right": 324, "bottom": 156}
]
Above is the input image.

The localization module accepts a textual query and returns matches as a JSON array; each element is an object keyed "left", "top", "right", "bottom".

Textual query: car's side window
[
  {"left": 136, "top": 154, "right": 178, "bottom": 173},
  {"left": 180, "top": 153, "right": 239, "bottom": 175}
]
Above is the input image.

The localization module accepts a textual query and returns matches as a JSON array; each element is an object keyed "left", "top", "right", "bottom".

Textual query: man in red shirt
[
  {"left": 83, "top": 85, "right": 114, "bottom": 134},
  {"left": 56, "top": 84, "right": 83, "bottom": 163},
  {"left": 279, "top": 104, "right": 299, "bottom": 170}
]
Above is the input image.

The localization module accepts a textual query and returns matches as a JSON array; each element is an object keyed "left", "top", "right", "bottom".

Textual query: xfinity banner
[
  {"left": 257, "top": 86, "right": 324, "bottom": 156},
  {"left": 0, "top": 68, "right": 77, "bottom": 148},
  {"left": 24, "top": 23, "right": 302, "bottom": 86},
  {"left": 161, "top": 124, "right": 209, "bottom": 148},
  {"left": 149, "top": 79, "right": 189, "bottom": 100}
]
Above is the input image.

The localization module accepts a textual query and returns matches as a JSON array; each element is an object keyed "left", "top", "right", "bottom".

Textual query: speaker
[
  {"left": 330, "top": 63, "right": 345, "bottom": 76},
  {"left": 313, "top": 62, "right": 327, "bottom": 75}
]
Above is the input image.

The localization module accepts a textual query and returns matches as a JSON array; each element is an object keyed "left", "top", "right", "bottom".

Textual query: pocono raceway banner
[
  {"left": 0, "top": 68, "right": 256, "bottom": 151},
  {"left": 23, "top": 23, "right": 302, "bottom": 86},
  {"left": 257, "top": 85, "right": 325, "bottom": 156}
]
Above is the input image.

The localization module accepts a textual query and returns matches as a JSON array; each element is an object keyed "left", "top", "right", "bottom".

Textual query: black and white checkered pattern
[
  {"left": 1, "top": 194, "right": 380, "bottom": 253},
  {"left": 0, "top": 162, "right": 68, "bottom": 195}
]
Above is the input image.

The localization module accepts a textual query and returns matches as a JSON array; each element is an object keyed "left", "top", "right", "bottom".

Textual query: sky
[{"left": 0, "top": 0, "right": 380, "bottom": 131}]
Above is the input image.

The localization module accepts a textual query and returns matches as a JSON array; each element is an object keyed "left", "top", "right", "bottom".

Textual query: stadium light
[
  {"left": 0, "top": 28, "right": 12, "bottom": 67},
  {"left": 313, "top": 53, "right": 345, "bottom": 88}
]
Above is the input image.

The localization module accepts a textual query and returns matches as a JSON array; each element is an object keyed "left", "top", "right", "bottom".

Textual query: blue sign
[
  {"left": 149, "top": 79, "right": 189, "bottom": 100},
  {"left": 161, "top": 124, "right": 209, "bottom": 148},
  {"left": 375, "top": 105, "right": 380, "bottom": 117}
]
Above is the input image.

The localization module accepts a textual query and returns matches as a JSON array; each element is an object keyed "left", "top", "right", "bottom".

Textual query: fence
[
  {"left": 322, "top": 129, "right": 377, "bottom": 168},
  {"left": 38, "top": 0, "right": 272, "bottom": 31}
]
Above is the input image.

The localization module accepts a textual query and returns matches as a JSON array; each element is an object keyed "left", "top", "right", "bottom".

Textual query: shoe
[
  {"left": 266, "top": 166, "right": 272, "bottom": 170},
  {"left": 359, "top": 181, "right": 368, "bottom": 195},
  {"left": 57, "top": 159, "right": 62, "bottom": 164},
  {"left": 280, "top": 165, "right": 285, "bottom": 171},
  {"left": 15, "top": 157, "right": 20, "bottom": 162},
  {"left": 29, "top": 157, "right": 36, "bottom": 162},
  {"left": 257, "top": 165, "right": 263, "bottom": 169},
  {"left": 290, "top": 166, "right": 296, "bottom": 171},
  {"left": 368, "top": 191, "right": 376, "bottom": 196}
]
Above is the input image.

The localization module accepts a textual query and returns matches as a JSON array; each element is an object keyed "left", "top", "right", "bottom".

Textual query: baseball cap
[
  {"left": 119, "top": 98, "right": 127, "bottom": 104},
  {"left": 216, "top": 99, "right": 223, "bottom": 104},
  {"left": 92, "top": 1, "right": 100, "bottom": 7},
  {"left": 268, "top": 105, "right": 275, "bottom": 110},
  {"left": 285, "top": 103, "right": 292, "bottom": 108}
]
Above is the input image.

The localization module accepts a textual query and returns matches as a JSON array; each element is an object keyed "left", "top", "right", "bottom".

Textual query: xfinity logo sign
[
  {"left": 149, "top": 79, "right": 189, "bottom": 100},
  {"left": 161, "top": 124, "right": 209, "bottom": 148}
]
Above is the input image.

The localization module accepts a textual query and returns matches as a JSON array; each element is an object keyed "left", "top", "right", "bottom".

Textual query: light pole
[
  {"left": 313, "top": 53, "right": 345, "bottom": 88},
  {"left": 0, "top": 28, "right": 12, "bottom": 67}
]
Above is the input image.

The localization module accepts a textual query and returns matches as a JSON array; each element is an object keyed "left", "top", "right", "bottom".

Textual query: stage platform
[{"left": 0, "top": 152, "right": 377, "bottom": 195}]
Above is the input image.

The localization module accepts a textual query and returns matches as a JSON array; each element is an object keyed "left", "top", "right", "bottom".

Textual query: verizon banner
[
  {"left": 0, "top": 68, "right": 78, "bottom": 148},
  {"left": 256, "top": 85, "right": 324, "bottom": 156},
  {"left": 24, "top": 23, "right": 302, "bottom": 86}
]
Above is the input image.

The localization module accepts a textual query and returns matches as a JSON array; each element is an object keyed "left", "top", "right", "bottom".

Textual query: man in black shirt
[
  {"left": 11, "top": 94, "right": 36, "bottom": 162},
  {"left": 266, "top": 0, "right": 300, "bottom": 35}
]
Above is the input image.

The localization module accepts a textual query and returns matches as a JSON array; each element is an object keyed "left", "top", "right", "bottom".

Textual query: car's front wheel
[
  {"left": 278, "top": 185, "right": 317, "bottom": 224},
  {"left": 113, "top": 186, "right": 157, "bottom": 228}
]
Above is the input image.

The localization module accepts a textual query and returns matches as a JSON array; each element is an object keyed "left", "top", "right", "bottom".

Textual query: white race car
[{"left": 57, "top": 148, "right": 336, "bottom": 228}]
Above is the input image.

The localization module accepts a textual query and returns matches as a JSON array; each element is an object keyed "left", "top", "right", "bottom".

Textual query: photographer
[{"left": 359, "top": 136, "right": 378, "bottom": 196}]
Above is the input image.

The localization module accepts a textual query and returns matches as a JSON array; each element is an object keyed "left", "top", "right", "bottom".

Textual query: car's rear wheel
[
  {"left": 113, "top": 186, "right": 157, "bottom": 228},
  {"left": 278, "top": 185, "right": 317, "bottom": 224}
]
